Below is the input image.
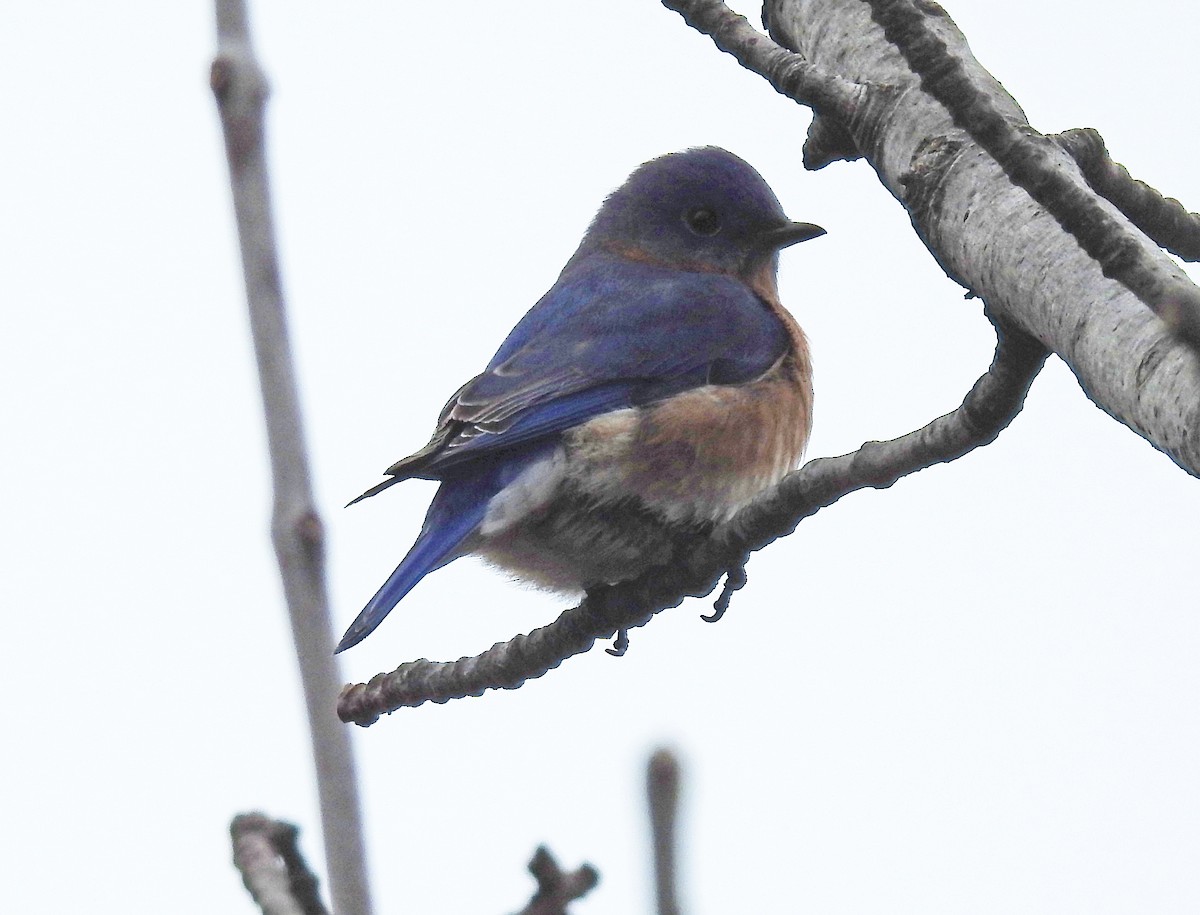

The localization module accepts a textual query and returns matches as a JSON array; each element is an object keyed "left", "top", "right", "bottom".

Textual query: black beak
[{"left": 757, "top": 221, "right": 826, "bottom": 251}]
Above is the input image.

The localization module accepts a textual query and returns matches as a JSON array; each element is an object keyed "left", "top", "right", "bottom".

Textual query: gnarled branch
[
  {"left": 1054, "top": 127, "right": 1200, "bottom": 263},
  {"left": 860, "top": 0, "right": 1200, "bottom": 346},
  {"left": 760, "top": 0, "right": 1200, "bottom": 475}
]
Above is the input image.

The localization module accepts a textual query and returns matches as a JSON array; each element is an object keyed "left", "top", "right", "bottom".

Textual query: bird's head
[{"left": 579, "top": 146, "right": 824, "bottom": 277}]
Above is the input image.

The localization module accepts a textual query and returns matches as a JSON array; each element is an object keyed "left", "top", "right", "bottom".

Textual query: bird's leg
[
  {"left": 606, "top": 628, "right": 631, "bottom": 657},
  {"left": 702, "top": 556, "right": 749, "bottom": 623}
]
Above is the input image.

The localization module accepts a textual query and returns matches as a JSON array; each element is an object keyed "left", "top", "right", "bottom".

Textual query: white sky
[{"left": 3, "top": 1, "right": 1199, "bottom": 913}]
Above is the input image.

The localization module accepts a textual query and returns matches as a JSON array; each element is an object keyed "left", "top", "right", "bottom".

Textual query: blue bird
[{"left": 337, "top": 147, "right": 824, "bottom": 652}]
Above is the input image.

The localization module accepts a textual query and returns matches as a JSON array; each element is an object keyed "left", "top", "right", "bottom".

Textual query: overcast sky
[{"left": 4, "top": 2, "right": 1199, "bottom": 913}]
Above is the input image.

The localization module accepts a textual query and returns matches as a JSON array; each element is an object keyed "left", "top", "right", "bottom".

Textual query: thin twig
[
  {"left": 512, "top": 847, "right": 600, "bottom": 915},
  {"left": 1054, "top": 127, "right": 1200, "bottom": 262},
  {"left": 648, "top": 750, "right": 682, "bottom": 915},
  {"left": 231, "top": 814, "right": 330, "bottom": 915},
  {"left": 660, "top": 0, "right": 869, "bottom": 122},
  {"left": 662, "top": 0, "right": 893, "bottom": 168},
  {"left": 210, "top": 3, "right": 373, "bottom": 913},
  {"left": 338, "top": 324, "right": 1047, "bottom": 724}
]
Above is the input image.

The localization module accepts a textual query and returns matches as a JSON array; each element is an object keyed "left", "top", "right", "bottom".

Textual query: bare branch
[
  {"left": 231, "top": 814, "right": 329, "bottom": 915},
  {"left": 860, "top": 0, "right": 1200, "bottom": 348},
  {"left": 210, "top": 3, "right": 373, "bottom": 913},
  {"left": 760, "top": 0, "right": 1200, "bottom": 477},
  {"left": 1054, "top": 127, "right": 1200, "bottom": 262},
  {"left": 338, "top": 323, "right": 1047, "bottom": 724},
  {"left": 648, "top": 750, "right": 682, "bottom": 915},
  {"left": 662, "top": 0, "right": 892, "bottom": 169},
  {"left": 661, "top": 0, "right": 870, "bottom": 123},
  {"left": 512, "top": 847, "right": 600, "bottom": 915}
]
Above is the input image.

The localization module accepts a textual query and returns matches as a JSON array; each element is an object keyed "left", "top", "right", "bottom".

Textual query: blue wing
[
  {"left": 339, "top": 253, "right": 791, "bottom": 649},
  {"left": 358, "top": 250, "right": 789, "bottom": 493}
]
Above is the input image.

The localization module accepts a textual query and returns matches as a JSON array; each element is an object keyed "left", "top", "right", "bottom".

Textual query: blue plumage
[
  {"left": 339, "top": 444, "right": 555, "bottom": 652},
  {"left": 418, "top": 253, "right": 791, "bottom": 471},
  {"left": 338, "top": 147, "right": 824, "bottom": 652}
]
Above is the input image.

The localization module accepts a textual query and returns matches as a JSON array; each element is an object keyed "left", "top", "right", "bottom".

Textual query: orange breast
[{"left": 565, "top": 273, "right": 812, "bottom": 524}]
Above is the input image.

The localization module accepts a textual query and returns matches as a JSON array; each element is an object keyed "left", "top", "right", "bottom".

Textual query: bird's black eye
[{"left": 683, "top": 207, "right": 721, "bottom": 237}]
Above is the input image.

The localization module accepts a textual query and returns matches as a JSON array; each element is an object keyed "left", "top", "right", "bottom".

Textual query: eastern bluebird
[{"left": 337, "top": 147, "right": 823, "bottom": 653}]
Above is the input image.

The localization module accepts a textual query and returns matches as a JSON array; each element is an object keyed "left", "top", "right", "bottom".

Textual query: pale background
[{"left": 3, "top": 2, "right": 1198, "bottom": 912}]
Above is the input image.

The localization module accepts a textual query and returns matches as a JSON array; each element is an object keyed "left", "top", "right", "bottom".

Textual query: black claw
[
  {"left": 606, "top": 629, "right": 630, "bottom": 657},
  {"left": 703, "top": 563, "right": 749, "bottom": 623}
]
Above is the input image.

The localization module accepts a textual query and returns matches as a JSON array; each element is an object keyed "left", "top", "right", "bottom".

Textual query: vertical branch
[
  {"left": 210, "top": 2, "right": 374, "bottom": 914},
  {"left": 648, "top": 750, "right": 682, "bottom": 915}
]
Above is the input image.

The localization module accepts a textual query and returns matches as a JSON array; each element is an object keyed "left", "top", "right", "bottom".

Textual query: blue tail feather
[{"left": 336, "top": 444, "right": 553, "bottom": 653}]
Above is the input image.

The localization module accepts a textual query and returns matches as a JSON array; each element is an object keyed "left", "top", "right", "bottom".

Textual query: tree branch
[
  {"left": 231, "top": 814, "right": 329, "bottom": 915},
  {"left": 860, "top": 0, "right": 1200, "bottom": 348},
  {"left": 662, "top": 0, "right": 889, "bottom": 168},
  {"left": 211, "top": 3, "right": 373, "bottom": 913},
  {"left": 761, "top": 0, "right": 1200, "bottom": 476},
  {"left": 512, "top": 847, "right": 599, "bottom": 915},
  {"left": 1054, "top": 127, "right": 1200, "bottom": 263},
  {"left": 338, "top": 323, "right": 1047, "bottom": 725},
  {"left": 661, "top": 0, "right": 869, "bottom": 123},
  {"left": 648, "top": 750, "right": 682, "bottom": 915}
]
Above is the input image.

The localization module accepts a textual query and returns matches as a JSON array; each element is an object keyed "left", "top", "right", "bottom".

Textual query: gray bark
[
  {"left": 770, "top": 0, "right": 1200, "bottom": 475},
  {"left": 211, "top": 2, "right": 374, "bottom": 912}
]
